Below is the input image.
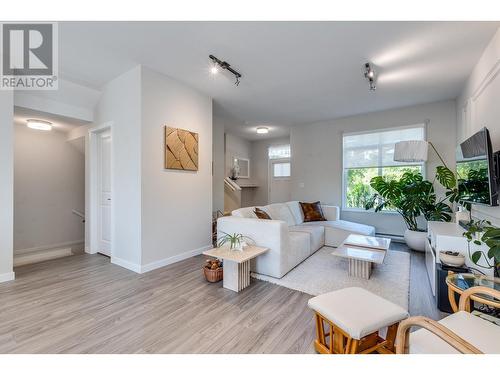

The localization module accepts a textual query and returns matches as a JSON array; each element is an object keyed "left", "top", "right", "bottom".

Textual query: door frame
[{"left": 89, "top": 122, "right": 114, "bottom": 256}]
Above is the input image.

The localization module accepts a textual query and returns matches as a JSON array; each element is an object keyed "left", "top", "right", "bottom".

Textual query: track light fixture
[
  {"left": 364, "top": 62, "right": 377, "bottom": 91},
  {"left": 209, "top": 54, "right": 242, "bottom": 86}
]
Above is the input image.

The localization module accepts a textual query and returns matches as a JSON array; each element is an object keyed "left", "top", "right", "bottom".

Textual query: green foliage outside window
[{"left": 345, "top": 166, "right": 422, "bottom": 209}]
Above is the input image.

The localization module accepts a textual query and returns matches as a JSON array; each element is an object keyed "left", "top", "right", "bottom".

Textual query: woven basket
[{"left": 203, "top": 266, "right": 223, "bottom": 283}]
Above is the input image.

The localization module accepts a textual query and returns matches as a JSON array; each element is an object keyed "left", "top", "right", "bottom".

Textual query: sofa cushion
[
  {"left": 287, "top": 231, "right": 311, "bottom": 270},
  {"left": 263, "top": 203, "right": 296, "bottom": 226},
  {"left": 232, "top": 207, "right": 257, "bottom": 218},
  {"left": 286, "top": 201, "right": 304, "bottom": 225},
  {"left": 254, "top": 207, "right": 271, "bottom": 220},
  {"left": 289, "top": 225, "right": 325, "bottom": 253},
  {"left": 326, "top": 220, "right": 376, "bottom": 236},
  {"left": 409, "top": 311, "right": 500, "bottom": 354},
  {"left": 304, "top": 220, "right": 376, "bottom": 247},
  {"left": 300, "top": 201, "right": 327, "bottom": 222},
  {"left": 308, "top": 287, "right": 409, "bottom": 340}
]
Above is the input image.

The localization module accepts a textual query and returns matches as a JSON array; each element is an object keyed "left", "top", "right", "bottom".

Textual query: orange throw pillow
[
  {"left": 299, "top": 201, "right": 326, "bottom": 222},
  {"left": 254, "top": 207, "right": 271, "bottom": 220}
]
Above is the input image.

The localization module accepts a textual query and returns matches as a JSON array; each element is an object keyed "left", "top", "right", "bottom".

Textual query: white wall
[
  {"left": 456, "top": 27, "right": 500, "bottom": 225},
  {"left": 212, "top": 115, "right": 225, "bottom": 213},
  {"left": 14, "top": 125, "right": 85, "bottom": 252},
  {"left": 290, "top": 100, "right": 457, "bottom": 236},
  {"left": 14, "top": 78, "right": 100, "bottom": 122},
  {"left": 225, "top": 132, "right": 251, "bottom": 177},
  {"left": 0, "top": 91, "right": 14, "bottom": 282},
  {"left": 94, "top": 66, "right": 143, "bottom": 269},
  {"left": 140, "top": 67, "right": 213, "bottom": 269}
]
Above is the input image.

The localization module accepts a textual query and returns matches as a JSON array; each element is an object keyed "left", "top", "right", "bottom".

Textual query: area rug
[{"left": 251, "top": 247, "right": 410, "bottom": 309}]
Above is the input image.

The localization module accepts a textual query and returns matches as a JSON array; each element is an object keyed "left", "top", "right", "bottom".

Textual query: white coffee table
[
  {"left": 331, "top": 234, "right": 391, "bottom": 279},
  {"left": 203, "top": 245, "right": 269, "bottom": 292}
]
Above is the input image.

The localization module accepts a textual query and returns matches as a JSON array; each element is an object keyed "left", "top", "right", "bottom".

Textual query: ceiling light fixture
[
  {"left": 364, "top": 62, "right": 377, "bottom": 91},
  {"left": 256, "top": 127, "right": 269, "bottom": 134},
  {"left": 27, "top": 119, "right": 52, "bottom": 131},
  {"left": 209, "top": 54, "right": 242, "bottom": 86}
]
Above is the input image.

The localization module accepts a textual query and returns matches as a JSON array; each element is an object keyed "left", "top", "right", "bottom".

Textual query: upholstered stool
[{"left": 308, "top": 287, "right": 409, "bottom": 354}]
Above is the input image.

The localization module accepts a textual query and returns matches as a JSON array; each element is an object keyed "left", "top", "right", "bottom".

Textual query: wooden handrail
[{"left": 395, "top": 316, "right": 482, "bottom": 354}]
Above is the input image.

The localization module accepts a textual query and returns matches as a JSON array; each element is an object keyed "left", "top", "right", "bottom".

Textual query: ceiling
[
  {"left": 14, "top": 107, "right": 90, "bottom": 133},
  {"left": 58, "top": 21, "right": 500, "bottom": 140}
]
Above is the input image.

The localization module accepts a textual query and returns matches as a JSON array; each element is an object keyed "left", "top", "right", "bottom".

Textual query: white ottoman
[{"left": 308, "top": 287, "right": 409, "bottom": 354}]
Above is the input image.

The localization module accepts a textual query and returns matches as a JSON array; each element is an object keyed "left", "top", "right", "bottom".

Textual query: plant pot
[{"left": 404, "top": 229, "right": 427, "bottom": 252}]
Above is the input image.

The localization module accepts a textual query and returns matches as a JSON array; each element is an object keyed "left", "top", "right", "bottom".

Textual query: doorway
[
  {"left": 89, "top": 124, "right": 113, "bottom": 257},
  {"left": 268, "top": 158, "right": 291, "bottom": 204},
  {"left": 12, "top": 108, "right": 88, "bottom": 268}
]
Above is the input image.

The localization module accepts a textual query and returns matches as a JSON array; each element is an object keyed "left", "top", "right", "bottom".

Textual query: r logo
[{"left": 2, "top": 23, "right": 53, "bottom": 76}]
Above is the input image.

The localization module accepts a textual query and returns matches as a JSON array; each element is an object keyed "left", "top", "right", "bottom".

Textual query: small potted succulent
[{"left": 217, "top": 232, "right": 252, "bottom": 251}]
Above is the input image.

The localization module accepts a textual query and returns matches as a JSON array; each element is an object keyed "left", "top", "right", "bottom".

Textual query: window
[
  {"left": 273, "top": 162, "right": 291, "bottom": 177},
  {"left": 343, "top": 125, "right": 425, "bottom": 210},
  {"left": 269, "top": 144, "right": 291, "bottom": 159}
]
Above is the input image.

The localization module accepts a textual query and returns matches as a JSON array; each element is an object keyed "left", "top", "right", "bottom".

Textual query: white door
[
  {"left": 98, "top": 131, "right": 112, "bottom": 256},
  {"left": 268, "top": 159, "right": 291, "bottom": 204}
]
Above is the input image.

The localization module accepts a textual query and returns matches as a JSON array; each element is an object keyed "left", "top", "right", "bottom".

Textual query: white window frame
[
  {"left": 271, "top": 159, "right": 291, "bottom": 179},
  {"left": 268, "top": 144, "right": 291, "bottom": 160},
  {"left": 341, "top": 123, "right": 427, "bottom": 213}
]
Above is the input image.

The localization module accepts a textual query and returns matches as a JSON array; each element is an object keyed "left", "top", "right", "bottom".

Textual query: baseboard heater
[{"left": 376, "top": 233, "right": 405, "bottom": 243}]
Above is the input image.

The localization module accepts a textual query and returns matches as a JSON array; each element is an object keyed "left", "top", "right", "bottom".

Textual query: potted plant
[
  {"left": 217, "top": 232, "right": 252, "bottom": 251},
  {"left": 365, "top": 170, "right": 453, "bottom": 251},
  {"left": 462, "top": 220, "right": 500, "bottom": 278}
]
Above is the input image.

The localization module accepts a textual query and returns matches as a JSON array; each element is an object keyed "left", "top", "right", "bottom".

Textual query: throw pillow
[
  {"left": 299, "top": 201, "right": 326, "bottom": 222},
  {"left": 254, "top": 207, "right": 271, "bottom": 220}
]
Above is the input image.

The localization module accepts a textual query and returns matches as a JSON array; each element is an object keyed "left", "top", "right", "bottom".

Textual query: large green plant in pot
[{"left": 365, "top": 170, "right": 453, "bottom": 250}]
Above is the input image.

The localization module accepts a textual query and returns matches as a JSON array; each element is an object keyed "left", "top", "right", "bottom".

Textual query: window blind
[{"left": 343, "top": 125, "right": 425, "bottom": 169}]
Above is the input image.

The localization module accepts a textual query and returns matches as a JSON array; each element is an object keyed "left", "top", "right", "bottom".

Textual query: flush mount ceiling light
[
  {"left": 26, "top": 119, "right": 52, "bottom": 131},
  {"left": 209, "top": 54, "right": 242, "bottom": 86},
  {"left": 256, "top": 127, "right": 269, "bottom": 134},
  {"left": 364, "top": 62, "right": 377, "bottom": 91}
]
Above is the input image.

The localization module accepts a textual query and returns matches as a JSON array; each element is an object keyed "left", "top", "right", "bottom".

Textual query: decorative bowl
[{"left": 439, "top": 251, "right": 465, "bottom": 267}]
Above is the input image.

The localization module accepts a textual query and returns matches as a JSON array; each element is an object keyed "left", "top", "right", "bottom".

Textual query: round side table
[{"left": 446, "top": 273, "right": 500, "bottom": 313}]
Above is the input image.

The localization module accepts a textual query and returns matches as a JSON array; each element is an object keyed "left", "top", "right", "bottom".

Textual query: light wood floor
[{"left": 0, "top": 244, "right": 443, "bottom": 353}]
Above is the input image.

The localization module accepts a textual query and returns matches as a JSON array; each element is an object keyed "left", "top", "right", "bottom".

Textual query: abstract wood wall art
[{"left": 165, "top": 126, "right": 199, "bottom": 171}]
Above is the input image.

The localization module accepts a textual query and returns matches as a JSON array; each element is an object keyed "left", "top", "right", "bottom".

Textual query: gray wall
[
  {"left": 140, "top": 67, "right": 213, "bottom": 266},
  {"left": 212, "top": 115, "right": 225, "bottom": 213},
  {"left": 14, "top": 125, "right": 85, "bottom": 252},
  {"left": 0, "top": 91, "right": 14, "bottom": 281},
  {"left": 290, "top": 100, "right": 457, "bottom": 236}
]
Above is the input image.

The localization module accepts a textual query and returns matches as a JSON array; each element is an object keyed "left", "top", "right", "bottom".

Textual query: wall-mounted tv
[{"left": 456, "top": 127, "right": 498, "bottom": 206}]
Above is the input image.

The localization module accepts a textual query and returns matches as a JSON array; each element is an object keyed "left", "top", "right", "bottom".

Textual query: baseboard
[
  {"left": 111, "top": 256, "right": 142, "bottom": 273},
  {"left": 140, "top": 245, "right": 212, "bottom": 274},
  {"left": 15, "top": 240, "right": 84, "bottom": 256},
  {"left": 0, "top": 272, "right": 15, "bottom": 283},
  {"left": 14, "top": 247, "right": 74, "bottom": 267}
]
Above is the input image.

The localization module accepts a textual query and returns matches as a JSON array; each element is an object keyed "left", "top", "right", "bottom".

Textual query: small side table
[
  {"left": 203, "top": 245, "right": 269, "bottom": 292},
  {"left": 446, "top": 273, "right": 500, "bottom": 313}
]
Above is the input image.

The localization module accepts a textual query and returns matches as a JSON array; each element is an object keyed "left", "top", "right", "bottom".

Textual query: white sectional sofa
[{"left": 217, "top": 201, "right": 375, "bottom": 278}]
